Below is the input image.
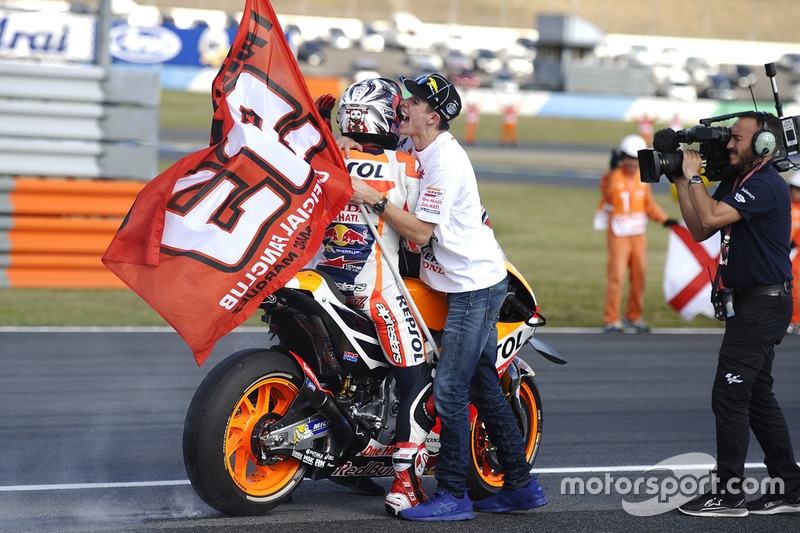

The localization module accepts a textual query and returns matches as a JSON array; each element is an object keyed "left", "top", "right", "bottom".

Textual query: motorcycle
[{"left": 182, "top": 261, "right": 565, "bottom": 516}]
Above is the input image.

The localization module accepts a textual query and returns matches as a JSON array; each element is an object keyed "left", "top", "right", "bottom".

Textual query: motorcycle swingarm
[{"left": 253, "top": 397, "right": 337, "bottom": 469}]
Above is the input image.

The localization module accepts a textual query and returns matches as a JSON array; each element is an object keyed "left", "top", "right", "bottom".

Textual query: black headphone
[{"left": 752, "top": 111, "right": 777, "bottom": 157}]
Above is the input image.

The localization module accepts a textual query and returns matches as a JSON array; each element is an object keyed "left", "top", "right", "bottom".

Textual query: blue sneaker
[
  {"left": 473, "top": 477, "right": 549, "bottom": 513},
  {"left": 400, "top": 489, "right": 474, "bottom": 521}
]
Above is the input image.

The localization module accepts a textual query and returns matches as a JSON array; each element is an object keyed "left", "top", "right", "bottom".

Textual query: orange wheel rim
[
  {"left": 224, "top": 377, "right": 301, "bottom": 496},
  {"left": 471, "top": 381, "right": 539, "bottom": 486}
]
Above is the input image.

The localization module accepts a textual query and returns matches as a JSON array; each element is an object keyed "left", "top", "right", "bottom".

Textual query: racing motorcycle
[{"left": 182, "top": 261, "right": 565, "bottom": 516}]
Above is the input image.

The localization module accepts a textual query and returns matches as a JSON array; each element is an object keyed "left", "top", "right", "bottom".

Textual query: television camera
[{"left": 638, "top": 62, "right": 800, "bottom": 183}]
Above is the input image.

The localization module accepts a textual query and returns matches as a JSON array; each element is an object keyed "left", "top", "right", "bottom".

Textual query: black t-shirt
[{"left": 712, "top": 164, "right": 792, "bottom": 288}]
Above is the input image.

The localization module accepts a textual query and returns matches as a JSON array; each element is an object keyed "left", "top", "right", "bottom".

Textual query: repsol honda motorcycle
[{"left": 183, "top": 261, "right": 565, "bottom": 516}]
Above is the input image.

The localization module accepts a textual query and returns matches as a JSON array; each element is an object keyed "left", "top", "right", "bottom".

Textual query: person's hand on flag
[{"left": 315, "top": 93, "right": 336, "bottom": 130}]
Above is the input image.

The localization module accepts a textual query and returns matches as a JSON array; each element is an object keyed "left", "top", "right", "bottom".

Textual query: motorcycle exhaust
[{"left": 298, "top": 382, "right": 358, "bottom": 453}]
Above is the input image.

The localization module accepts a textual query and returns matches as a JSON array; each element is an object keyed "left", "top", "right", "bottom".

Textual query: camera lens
[
  {"left": 660, "top": 151, "right": 684, "bottom": 180},
  {"left": 638, "top": 149, "right": 684, "bottom": 182}
]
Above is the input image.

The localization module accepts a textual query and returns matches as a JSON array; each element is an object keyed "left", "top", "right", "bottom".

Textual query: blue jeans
[{"left": 433, "top": 277, "right": 531, "bottom": 495}]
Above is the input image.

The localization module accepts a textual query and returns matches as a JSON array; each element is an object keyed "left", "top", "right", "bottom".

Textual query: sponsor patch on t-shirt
[{"left": 420, "top": 188, "right": 444, "bottom": 215}]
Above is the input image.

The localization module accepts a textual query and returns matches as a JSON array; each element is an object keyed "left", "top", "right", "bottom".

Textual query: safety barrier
[
  {"left": 0, "top": 61, "right": 160, "bottom": 288},
  {"left": 0, "top": 177, "right": 144, "bottom": 288},
  {"left": 0, "top": 62, "right": 159, "bottom": 180}
]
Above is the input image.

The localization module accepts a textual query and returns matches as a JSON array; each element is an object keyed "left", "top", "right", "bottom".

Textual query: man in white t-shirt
[{"left": 349, "top": 73, "right": 548, "bottom": 521}]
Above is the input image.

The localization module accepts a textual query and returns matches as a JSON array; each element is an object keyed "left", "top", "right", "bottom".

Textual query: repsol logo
[
  {"left": 497, "top": 330, "right": 526, "bottom": 360},
  {"left": 346, "top": 161, "right": 387, "bottom": 179}
]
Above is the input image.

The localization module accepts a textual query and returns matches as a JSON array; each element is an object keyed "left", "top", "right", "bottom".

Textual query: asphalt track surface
[{"left": 2, "top": 328, "right": 799, "bottom": 532}]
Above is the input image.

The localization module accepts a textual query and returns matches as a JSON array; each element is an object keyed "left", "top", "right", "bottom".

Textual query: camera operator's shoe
[
  {"left": 787, "top": 323, "right": 800, "bottom": 335},
  {"left": 473, "top": 476, "right": 549, "bottom": 513},
  {"left": 603, "top": 321, "right": 625, "bottom": 334},
  {"left": 623, "top": 318, "right": 651, "bottom": 334},
  {"left": 385, "top": 469, "right": 426, "bottom": 516},
  {"left": 746, "top": 493, "right": 800, "bottom": 514},
  {"left": 677, "top": 491, "right": 748, "bottom": 517}
]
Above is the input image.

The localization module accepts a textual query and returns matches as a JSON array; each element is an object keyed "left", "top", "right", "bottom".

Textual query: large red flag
[{"left": 103, "top": 0, "right": 352, "bottom": 366}]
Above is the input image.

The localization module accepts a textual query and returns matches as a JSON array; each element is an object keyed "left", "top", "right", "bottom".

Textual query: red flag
[{"left": 102, "top": 0, "right": 352, "bottom": 366}]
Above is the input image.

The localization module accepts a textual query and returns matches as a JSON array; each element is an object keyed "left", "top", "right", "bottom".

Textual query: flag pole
[{"left": 358, "top": 205, "right": 439, "bottom": 362}]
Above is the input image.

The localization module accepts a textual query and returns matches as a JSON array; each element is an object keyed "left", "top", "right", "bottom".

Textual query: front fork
[{"left": 501, "top": 359, "right": 528, "bottom": 423}]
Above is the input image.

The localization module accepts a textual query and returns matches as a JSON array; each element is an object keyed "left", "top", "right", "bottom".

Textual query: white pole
[
  {"left": 357, "top": 205, "right": 440, "bottom": 362},
  {"left": 96, "top": 0, "right": 111, "bottom": 69}
]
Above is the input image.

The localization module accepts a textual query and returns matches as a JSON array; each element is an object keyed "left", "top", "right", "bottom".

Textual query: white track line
[
  {"left": 0, "top": 326, "right": 723, "bottom": 334},
  {"left": 0, "top": 462, "right": 781, "bottom": 493},
  {"left": 0, "top": 480, "right": 191, "bottom": 492}
]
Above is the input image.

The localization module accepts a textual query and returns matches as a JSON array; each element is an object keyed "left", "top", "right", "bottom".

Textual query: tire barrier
[{"left": 0, "top": 177, "right": 144, "bottom": 288}]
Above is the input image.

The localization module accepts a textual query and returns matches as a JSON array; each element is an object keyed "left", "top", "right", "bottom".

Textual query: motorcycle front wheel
[
  {"left": 467, "top": 374, "right": 542, "bottom": 500},
  {"left": 183, "top": 348, "right": 307, "bottom": 516}
]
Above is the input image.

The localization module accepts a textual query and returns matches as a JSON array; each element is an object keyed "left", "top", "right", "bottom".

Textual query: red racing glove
[{"left": 315, "top": 93, "right": 335, "bottom": 130}]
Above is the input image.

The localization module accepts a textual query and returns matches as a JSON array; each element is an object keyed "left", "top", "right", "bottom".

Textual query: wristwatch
[
  {"left": 688, "top": 175, "right": 704, "bottom": 187},
  {"left": 372, "top": 195, "right": 389, "bottom": 214}
]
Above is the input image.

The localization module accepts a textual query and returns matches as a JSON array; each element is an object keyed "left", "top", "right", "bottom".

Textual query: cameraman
[{"left": 674, "top": 111, "right": 800, "bottom": 517}]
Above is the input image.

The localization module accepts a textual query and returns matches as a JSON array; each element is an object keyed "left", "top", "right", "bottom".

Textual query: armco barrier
[
  {"left": 0, "top": 62, "right": 159, "bottom": 180},
  {"left": 0, "top": 177, "right": 144, "bottom": 288},
  {"left": 0, "top": 61, "right": 159, "bottom": 288}
]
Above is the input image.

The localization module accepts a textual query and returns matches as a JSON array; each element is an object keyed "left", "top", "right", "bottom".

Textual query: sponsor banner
[
  {"left": 0, "top": 8, "right": 95, "bottom": 62},
  {"left": 109, "top": 22, "right": 238, "bottom": 67},
  {"left": 0, "top": 8, "right": 244, "bottom": 67}
]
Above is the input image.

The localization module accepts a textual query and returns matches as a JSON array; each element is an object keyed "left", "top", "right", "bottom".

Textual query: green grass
[
  {"left": 0, "top": 181, "right": 719, "bottom": 329},
  {"left": 479, "top": 182, "right": 720, "bottom": 330},
  {"left": 0, "top": 90, "right": 720, "bottom": 329},
  {"left": 158, "top": 90, "right": 659, "bottom": 146},
  {"left": 160, "top": 90, "right": 214, "bottom": 131}
]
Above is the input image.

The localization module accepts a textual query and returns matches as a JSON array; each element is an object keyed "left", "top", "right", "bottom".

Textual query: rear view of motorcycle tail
[{"left": 182, "top": 264, "right": 564, "bottom": 515}]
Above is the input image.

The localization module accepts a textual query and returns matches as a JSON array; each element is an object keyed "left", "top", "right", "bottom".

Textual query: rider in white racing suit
[{"left": 314, "top": 78, "right": 434, "bottom": 516}]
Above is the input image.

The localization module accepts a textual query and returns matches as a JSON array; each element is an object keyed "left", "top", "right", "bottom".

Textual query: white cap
[
  {"left": 619, "top": 134, "right": 647, "bottom": 158},
  {"left": 790, "top": 174, "right": 800, "bottom": 188}
]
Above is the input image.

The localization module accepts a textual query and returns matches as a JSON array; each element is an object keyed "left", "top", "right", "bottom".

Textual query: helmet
[
  {"left": 619, "top": 134, "right": 647, "bottom": 158},
  {"left": 337, "top": 78, "right": 402, "bottom": 150},
  {"left": 791, "top": 174, "right": 800, "bottom": 188}
]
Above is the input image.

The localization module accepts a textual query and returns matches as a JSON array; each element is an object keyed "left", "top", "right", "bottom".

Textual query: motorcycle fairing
[
  {"left": 496, "top": 322, "right": 535, "bottom": 374},
  {"left": 329, "top": 437, "right": 395, "bottom": 480},
  {"left": 284, "top": 270, "right": 390, "bottom": 371},
  {"left": 527, "top": 335, "right": 567, "bottom": 365}
]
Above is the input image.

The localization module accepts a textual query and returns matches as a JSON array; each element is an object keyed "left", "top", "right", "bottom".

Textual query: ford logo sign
[{"left": 110, "top": 24, "right": 182, "bottom": 63}]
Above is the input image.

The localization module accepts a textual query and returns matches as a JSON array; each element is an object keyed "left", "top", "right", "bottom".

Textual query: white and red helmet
[{"left": 337, "top": 78, "right": 402, "bottom": 149}]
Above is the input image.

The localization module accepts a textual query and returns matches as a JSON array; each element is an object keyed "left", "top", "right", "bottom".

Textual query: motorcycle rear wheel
[
  {"left": 183, "top": 348, "right": 307, "bottom": 515},
  {"left": 467, "top": 374, "right": 542, "bottom": 500}
]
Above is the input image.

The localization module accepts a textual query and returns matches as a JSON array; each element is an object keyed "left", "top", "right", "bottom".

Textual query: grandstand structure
[{"left": 45, "top": 0, "right": 800, "bottom": 43}]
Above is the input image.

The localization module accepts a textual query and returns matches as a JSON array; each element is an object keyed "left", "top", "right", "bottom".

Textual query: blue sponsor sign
[{"left": 110, "top": 22, "right": 238, "bottom": 67}]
